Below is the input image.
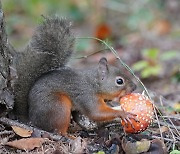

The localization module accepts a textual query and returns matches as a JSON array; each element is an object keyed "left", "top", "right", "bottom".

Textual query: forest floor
[{"left": 0, "top": 34, "right": 180, "bottom": 154}]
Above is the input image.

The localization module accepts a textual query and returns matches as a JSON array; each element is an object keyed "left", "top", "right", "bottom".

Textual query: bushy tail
[
  {"left": 30, "top": 16, "right": 75, "bottom": 67},
  {"left": 13, "top": 17, "right": 75, "bottom": 119}
]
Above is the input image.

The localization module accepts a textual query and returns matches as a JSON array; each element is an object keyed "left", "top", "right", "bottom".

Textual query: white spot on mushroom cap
[
  {"left": 139, "top": 102, "right": 143, "bottom": 105},
  {"left": 146, "top": 114, "right": 150, "bottom": 117},
  {"left": 139, "top": 97, "right": 143, "bottom": 101}
]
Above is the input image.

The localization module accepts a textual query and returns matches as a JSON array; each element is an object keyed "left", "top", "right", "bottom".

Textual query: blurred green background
[
  {"left": 1, "top": 0, "right": 180, "bottom": 82},
  {"left": 1, "top": 0, "right": 180, "bottom": 112},
  {"left": 2, "top": 0, "right": 180, "bottom": 48}
]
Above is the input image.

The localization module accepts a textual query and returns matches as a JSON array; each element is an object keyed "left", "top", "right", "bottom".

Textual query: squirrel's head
[{"left": 97, "top": 57, "right": 136, "bottom": 100}]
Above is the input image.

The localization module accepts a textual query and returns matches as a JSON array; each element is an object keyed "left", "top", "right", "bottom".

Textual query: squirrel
[{"left": 13, "top": 16, "right": 137, "bottom": 135}]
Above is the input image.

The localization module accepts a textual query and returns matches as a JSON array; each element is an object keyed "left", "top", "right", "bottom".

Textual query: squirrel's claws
[
  {"left": 126, "top": 112, "right": 139, "bottom": 122},
  {"left": 120, "top": 110, "right": 140, "bottom": 130}
]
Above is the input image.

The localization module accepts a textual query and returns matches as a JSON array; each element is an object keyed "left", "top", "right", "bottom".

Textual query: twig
[
  {"left": 0, "top": 130, "right": 14, "bottom": 136},
  {"left": 0, "top": 117, "right": 71, "bottom": 142},
  {"left": 168, "top": 118, "right": 180, "bottom": 137},
  {"left": 166, "top": 121, "right": 176, "bottom": 150},
  {"left": 167, "top": 141, "right": 173, "bottom": 152},
  {"left": 74, "top": 48, "right": 109, "bottom": 59},
  {"left": 159, "top": 96, "right": 179, "bottom": 150},
  {"left": 161, "top": 115, "right": 180, "bottom": 120},
  {"left": 153, "top": 120, "right": 180, "bottom": 130},
  {"left": 152, "top": 135, "right": 179, "bottom": 143},
  {"left": 0, "top": 130, "right": 15, "bottom": 143}
]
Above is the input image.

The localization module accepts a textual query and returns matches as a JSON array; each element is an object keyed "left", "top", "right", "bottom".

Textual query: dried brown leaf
[
  {"left": 159, "top": 126, "right": 169, "bottom": 133},
  {"left": 147, "top": 138, "right": 167, "bottom": 154},
  {"left": 5, "top": 138, "right": 46, "bottom": 150},
  {"left": 11, "top": 126, "right": 33, "bottom": 137}
]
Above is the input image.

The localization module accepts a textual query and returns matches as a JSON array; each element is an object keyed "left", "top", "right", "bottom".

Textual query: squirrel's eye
[{"left": 115, "top": 77, "right": 124, "bottom": 86}]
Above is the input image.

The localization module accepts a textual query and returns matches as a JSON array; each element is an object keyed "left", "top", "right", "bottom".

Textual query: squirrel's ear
[{"left": 98, "top": 57, "right": 109, "bottom": 80}]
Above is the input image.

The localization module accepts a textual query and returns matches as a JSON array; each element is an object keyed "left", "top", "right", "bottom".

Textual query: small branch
[
  {"left": 74, "top": 48, "right": 109, "bottom": 59},
  {"left": 161, "top": 116, "right": 180, "bottom": 120},
  {"left": 0, "top": 130, "right": 14, "bottom": 136},
  {"left": 153, "top": 120, "right": 180, "bottom": 130},
  {"left": 0, "top": 117, "right": 71, "bottom": 142},
  {"left": 152, "top": 135, "right": 179, "bottom": 143}
]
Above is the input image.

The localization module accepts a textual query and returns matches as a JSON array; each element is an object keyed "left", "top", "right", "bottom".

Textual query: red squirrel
[{"left": 13, "top": 17, "right": 136, "bottom": 135}]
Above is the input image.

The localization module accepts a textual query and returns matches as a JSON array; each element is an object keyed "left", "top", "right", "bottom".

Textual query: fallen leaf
[
  {"left": 147, "top": 138, "right": 167, "bottom": 154},
  {"left": 122, "top": 137, "right": 150, "bottom": 154},
  {"left": 170, "top": 150, "right": 180, "bottom": 154},
  {"left": 5, "top": 138, "right": 46, "bottom": 150},
  {"left": 159, "top": 126, "right": 169, "bottom": 133},
  {"left": 173, "top": 102, "right": 180, "bottom": 112},
  {"left": 11, "top": 126, "right": 33, "bottom": 137},
  {"left": 136, "top": 140, "right": 151, "bottom": 153},
  {"left": 70, "top": 136, "right": 87, "bottom": 153},
  {"left": 95, "top": 151, "right": 105, "bottom": 154}
]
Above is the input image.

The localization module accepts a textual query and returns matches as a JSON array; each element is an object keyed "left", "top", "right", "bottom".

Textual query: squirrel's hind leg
[
  {"left": 53, "top": 93, "right": 72, "bottom": 135},
  {"left": 29, "top": 93, "right": 72, "bottom": 135}
]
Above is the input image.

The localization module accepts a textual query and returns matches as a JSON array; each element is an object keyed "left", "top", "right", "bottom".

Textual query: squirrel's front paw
[{"left": 118, "top": 109, "right": 139, "bottom": 130}]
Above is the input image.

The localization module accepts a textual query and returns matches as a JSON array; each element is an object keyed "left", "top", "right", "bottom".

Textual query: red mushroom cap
[{"left": 120, "top": 93, "right": 154, "bottom": 133}]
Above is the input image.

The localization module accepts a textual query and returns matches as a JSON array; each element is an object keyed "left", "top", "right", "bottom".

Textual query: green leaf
[
  {"left": 132, "top": 60, "right": 148, "bottom": 71},
  {"left": 142, "top": 48, "right": 159, "bottom": 59},
  {"left": 160, "top": 51, "right": 178, "bottom": 61},
  {"left": 127, "top": 8, "right": 153, "bottom": 30},
  {"left": 170, "top": 150, "right": 180, "bottom": 154},
  {"left": 141, "top": 65, "right": 161, "bottom": 78},
  {"left": 94, "top": 151, "right": 105, "bottom": 154}
]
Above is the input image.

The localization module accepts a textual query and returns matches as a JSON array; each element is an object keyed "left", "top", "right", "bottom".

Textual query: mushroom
[{"left": 120, "top": 93, "right": 154, "bottom": 133}]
